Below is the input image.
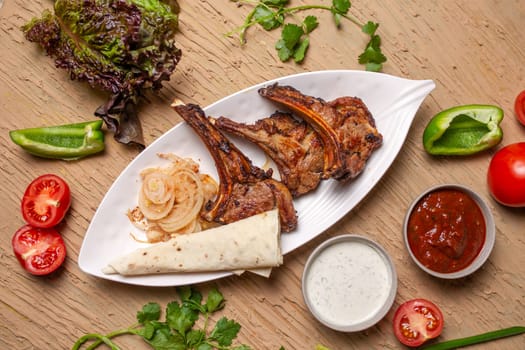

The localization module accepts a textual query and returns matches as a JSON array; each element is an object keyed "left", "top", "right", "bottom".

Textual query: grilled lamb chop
[
  {"left": 258, "top": 84, "right": 382, "bottom": 181},
  {"left": 172, "top": 103, "right": 298, "bottom": 232},
  {"left": 211, "top": 111, "right": 324, "bottom": 197}
]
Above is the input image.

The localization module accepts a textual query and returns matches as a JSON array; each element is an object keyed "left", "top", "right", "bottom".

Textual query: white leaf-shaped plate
[{"left": 79, "top": 70, "right": 435, "bottom": 287}]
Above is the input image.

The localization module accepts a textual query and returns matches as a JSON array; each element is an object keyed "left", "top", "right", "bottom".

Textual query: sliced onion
[
  {"left": 138, "top": 185, "right": 175, "bottom": 220},
  {"left": 127, "top": 207, "right": 148, "bottom": 231},
  {"left": 146, "top": 226, "right": 166, "bottom": 243},
  {"left": 169, "top": 219, "right": 199, "bottom": 237},
  {"left": 157, "top": 170, "right": 204, "bottom": 232},
  {"left": 130, "top": 153, "right": 218, "bottom": 242},
  {"left": 141, "top": 172, "right": 174, "bottom": 204}
]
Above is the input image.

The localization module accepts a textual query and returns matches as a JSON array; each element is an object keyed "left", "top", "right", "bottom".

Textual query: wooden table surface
[{"left": 1, "top": 1, "right": 524, "bottom": 349}]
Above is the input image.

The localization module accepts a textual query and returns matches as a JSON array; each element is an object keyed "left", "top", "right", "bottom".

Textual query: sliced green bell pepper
[
  {"left": 10, "top": 120, "right": 105, "bottom": 160},
  {"left": 423, "top": 104, "right": 504, "bottom": 156}
]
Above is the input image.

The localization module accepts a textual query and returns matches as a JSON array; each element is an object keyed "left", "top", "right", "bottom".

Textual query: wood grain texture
[{"left": 1, "top": 1, "right": 524, "bottom": 349}]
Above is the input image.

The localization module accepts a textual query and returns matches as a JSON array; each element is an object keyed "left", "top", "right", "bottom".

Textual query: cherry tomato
[
  {"left": 393, "top": 298, "right": 444, "bottom": 347},
  {"left": 12, "top": 225, "right": 67, "bottom": 275},
  {"left": 21, "top": 174, "right": 71, "bottom": 228},
  {"left": 515, "top": 90, "right": 525, "bottom": 126},
  {"left": 487, "top": 142, "right": 525, "bottom": 207}
]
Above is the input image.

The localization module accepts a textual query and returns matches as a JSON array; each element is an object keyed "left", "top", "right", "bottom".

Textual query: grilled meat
[
  {"left": 258, "top": 84, "right": 382, "bottom": 181},
  {"left": 172, "top": 103, "right": 298, "bottom": 232},
  {"left": 328, "top": 96, "right": 383, "bottom": 178},
  {"left": 211, "top": 111, "right": 324, "bottom": 197}
]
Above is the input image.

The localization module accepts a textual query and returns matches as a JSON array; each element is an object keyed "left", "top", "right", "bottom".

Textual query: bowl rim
[
  {"left": 301, "top": 234, "right": 398, "bottom": 332},
  {"left": 402, "top": 183, "right": 496, "bottom": 279}
]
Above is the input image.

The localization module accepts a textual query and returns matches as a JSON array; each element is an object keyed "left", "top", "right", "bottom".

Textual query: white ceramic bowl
[
  {"left": 302, "top": 234, "right": 397, "bottom": 332},
  {"left": 403, "top": 184, "right": 495, "bottom": 279}
]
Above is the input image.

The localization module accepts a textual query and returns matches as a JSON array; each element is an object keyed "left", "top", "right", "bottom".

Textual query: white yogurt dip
[{"left": 303, "top": 235, "right": 396, "bottom": 331}]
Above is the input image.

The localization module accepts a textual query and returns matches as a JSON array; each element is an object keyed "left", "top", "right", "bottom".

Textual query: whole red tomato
[
  {"left": 393, "top": 298, "right": 444, "bottom": 347},
  {"left": 21, "top": 174, "right": 71, "bottom": 228},
  {"left": 487, "top": 142, "right": 525, "bottom": 207},
  {"left": 515, "top": 90, "right": 525, "bottom": 126}
]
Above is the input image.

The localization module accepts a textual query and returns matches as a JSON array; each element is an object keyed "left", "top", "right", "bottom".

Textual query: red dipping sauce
[{"left": 407, "top": 188, "right": 486, "bottom": 274}]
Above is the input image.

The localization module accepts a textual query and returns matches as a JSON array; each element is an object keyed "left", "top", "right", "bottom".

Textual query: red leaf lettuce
[{"left": 22, "top": 0, "right": 182, "bottom": 148}]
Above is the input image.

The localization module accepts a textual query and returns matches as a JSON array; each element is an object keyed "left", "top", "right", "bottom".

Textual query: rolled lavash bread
[{"left": 103, "top": 209, "right": 282, "bottom": 276}]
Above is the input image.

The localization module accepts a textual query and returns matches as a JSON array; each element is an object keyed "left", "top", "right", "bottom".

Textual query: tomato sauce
[{"left": 407, "top": 189, "right": 486, "bottom": 273}]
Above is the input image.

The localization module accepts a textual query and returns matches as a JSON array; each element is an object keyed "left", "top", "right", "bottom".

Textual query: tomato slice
[
  {"left": 12, "top": 225, "right": 67, "bottom": 275},
  {"left": 515, "top": 90, "right": 525, "bottom": 126},
  {"left": 393, "top": 298, "right": 444, "bottom": 347},
  {"left": 21, "top": 174, "right": 71, "bottom": 228}
]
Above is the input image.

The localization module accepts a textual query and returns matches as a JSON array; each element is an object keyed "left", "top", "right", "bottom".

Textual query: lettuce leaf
[{"left": 22, "top": 0, "right": 181, "bottom": 148}]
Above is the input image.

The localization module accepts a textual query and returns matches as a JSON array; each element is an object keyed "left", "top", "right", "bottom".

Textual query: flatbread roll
[{"left": 103, "top": 209, "right": 282, "bottom": 276}]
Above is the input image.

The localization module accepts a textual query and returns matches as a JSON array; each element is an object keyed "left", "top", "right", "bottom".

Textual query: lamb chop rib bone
[
  {"left": 258, "top": 83, "right": 383, "bottom": 181},
  {"left": 172, "top": 103, "right": 297, "bottom": 232},
  {"left": 211, "top": 111, "right": 324, "bottom": 197}
]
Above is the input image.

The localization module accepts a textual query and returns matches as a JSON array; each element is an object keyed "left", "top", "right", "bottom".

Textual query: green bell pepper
[
  {"left": 423, "top": 104, "right": 503, "bottom": 156},
  {"left": 10, "top": 120, "right": 105, "bottom": 160}
]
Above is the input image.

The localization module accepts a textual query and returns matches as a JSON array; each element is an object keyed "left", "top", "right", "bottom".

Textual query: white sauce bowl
[{"left": 302, "top": 234, "right": 397, "bottom": 332}]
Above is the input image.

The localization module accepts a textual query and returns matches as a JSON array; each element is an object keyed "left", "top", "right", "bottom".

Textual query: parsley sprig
[
  {"left": 72, "top": 286, "right": 252, "bottom": 350},
  {"left": 227, "top": 0, "right": 386, "bottom": 71}
]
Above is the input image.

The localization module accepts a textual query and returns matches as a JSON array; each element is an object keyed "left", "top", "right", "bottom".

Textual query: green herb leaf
[
  {"left": 361, "top": 20, "right": 379, "bottom": 35},
  {"left": 187, "top": 288, "right": 203, "bottom": 306},
  {"left": 358, "top": 22, "right": 386, "bottom": 72},
  {"left": 358, "top": 37, "right": 386, "bottom": 67},
  {"left": 293, "top": 37, "right": 310, "bottom": 63},
  {"left": 276, "top": 23, "right": 306, "bottom": 62},
  {"left": 186, "top": 329, "right": 206, "bottom": 347},
  {"left": 281, "top": 23, "right": 304, "bottom": 49},
  {"left": 332, "top": 0, "right": 351, "bottom": 14},
  {"left": 178, "top": 286, "right": 206, "bottom": 313},
  {"left": 364, "top": 61, "right": 383, "bottom": 72},
  {"left": 139, "top": 322, "right": 157, "bottom": 340},
  {"left": 206, "top": 287, "right": 225, "bottom": 313},
  {"left": 276, "top": 39, "right": 293, "bottom": 61},
  {"left": 303, "top": 15, "right": 318, "bottom": 33},
  {"left": 138, "top": 302, "right": 162, "bottom": 324},
  {"left": 145, "top": 324, "right": 185, "bottom": 350},
  {"left": 253, "top": 5, "right": 283, "bottom": 30},
  {"left": 166, "top": 301, "right": 199, "bottom": 336},
  {"left": 209, "top": 317, "right": 242, "bottom": 347}
]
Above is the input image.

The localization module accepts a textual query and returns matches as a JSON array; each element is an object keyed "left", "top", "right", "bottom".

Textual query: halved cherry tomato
[
  {"left": 12, "top": 225, "right": 67, "bottom": 275},
  {"left": 515, "top": 90, "right": 525, "bottom": 126},
  {"left": 21, "top": 174, "right": 71, "bottom": 228},
  {"left": 393, "top": 298, "right": 444, "bottom": 347},
  {"left": 487, "top": 142, "right": 525, "bottom": 207}
]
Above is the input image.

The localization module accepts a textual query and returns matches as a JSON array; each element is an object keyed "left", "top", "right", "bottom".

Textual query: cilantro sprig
[
  {"left": 72, "top": 286, "right": 251, "bottom": 350},
  {"left": 227, "top": 0, "right": 386, "bottom": 71}
]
